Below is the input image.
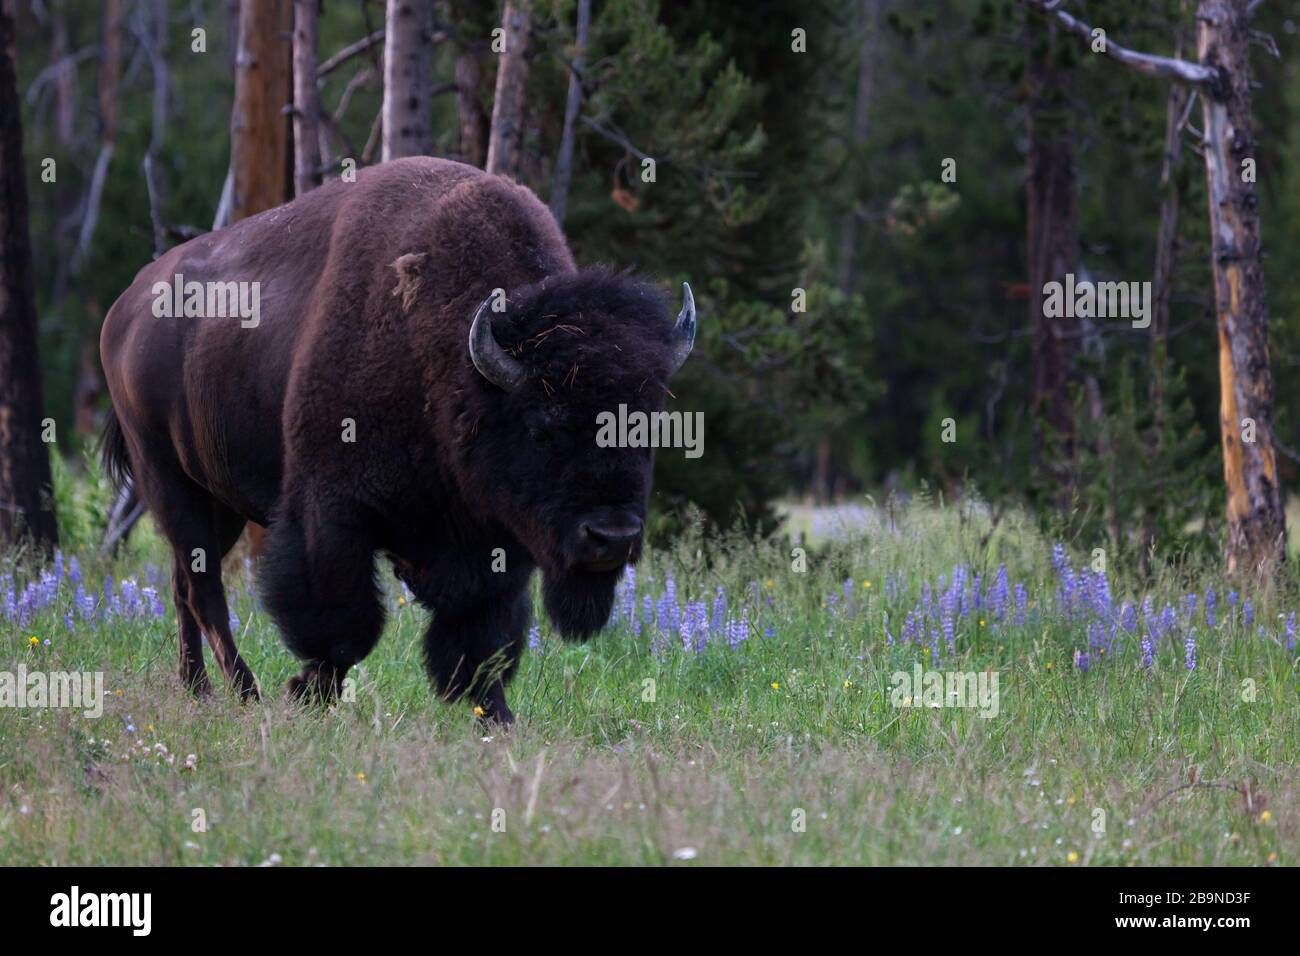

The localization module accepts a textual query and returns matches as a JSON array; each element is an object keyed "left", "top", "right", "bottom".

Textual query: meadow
[{"left": 1, "top": 495, "right": 1295, "bottom": 866}]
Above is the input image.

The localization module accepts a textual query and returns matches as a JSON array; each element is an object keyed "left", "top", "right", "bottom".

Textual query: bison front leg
[
  {"left": 424, "top": 588, "right": 530, "bottom": 726},
  {"left": 261, "top": 506, "right": 385, "bottom": 705}
]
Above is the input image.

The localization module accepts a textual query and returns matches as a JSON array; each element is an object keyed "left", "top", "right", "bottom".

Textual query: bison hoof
[
  {"left": 473, "top": 701, "right": 516, "bottom": 731},
  {"left": 181, "top": 670, "right": 213, "bottom": 699},
  {"left": 287, "top": 664, "right": 342, "bottom": 706}
]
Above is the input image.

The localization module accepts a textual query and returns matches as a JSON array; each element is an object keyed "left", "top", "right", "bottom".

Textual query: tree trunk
[
  {"left": 486, "top": 1, "right": 532, "bottom": 179},
  {"left": 50, "top": 0, "right": 76, "bottom": 147},
  {"left": 455, "top": 48, "right": 487, "bottom": 167},
  {"left": 1026, "top": 9, "right": 1080, "bottom": 499},
  {"left": 231, "top": 0, "right": 291, "bottom": 558},
  {"left": 0, "top": 3, "right": 59, "bottom": 554},
  {"left": 74, "top": 0, "right": 123, "bottom": 268},
  {"left": 548, "top": 0, "right": 590, "bottom": 224},
  {"left": 292, "top": 0, "right": 321, "bottom": 194},
  {"left": 230, "top": 0, "right": 291, "bottom": 222},
  {"left": 1197, "top": 0, "right": 1286, "bottom": 576},
  {"left": 836, "top": 0, "right": 881, "bottom": 293},
  {"left": 382, "top": 0, "right": 435, "bottom": 161},
  {"left": 1142, "top": 25, "right": 1190, "bottom": 575}
]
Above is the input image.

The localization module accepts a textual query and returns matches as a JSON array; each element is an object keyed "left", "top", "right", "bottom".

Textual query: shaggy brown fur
[{"left": 100, "top": 157, "right": 689, "bottom": 722}]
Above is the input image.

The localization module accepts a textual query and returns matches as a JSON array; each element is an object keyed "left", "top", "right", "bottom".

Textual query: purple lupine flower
[
  {"left": 1158, "top": 604, "right": 1176, "bottom": 640},
  {"left": 53, "top": 551, "right": 64, "bottom": 581},
  {"left": 1205, "top": 589, "right": 1217, "bottom": 628},
  {"left": 1087, "top": 620, "right": 1104, "bottom": 652},
  {"left": 1120, "top": 602, "right": 1137, "bottom": 633},
  {"left": 940, "top": 587, "right": 956, "bottom": 653},
  {"left": 1227, "top": 590, "right": 1238, "bottom": 607},
  {"left": 1051, "top": 543, "right": 1069, "bottom": 578},
  {"left": 527, "top": 622, "right": 542, "bottom": 650},
  {"left": 1184, "top": 633, "right": 1197, "bottom": 671},
  {"left": 1090, "top": 571, "right": 1113, "bottom": 621},
  {"left": 990, "top": 565, "right": 1009, "bottom": 621},
  {"left": 1140, "top": 633, "right": 1154, "bottom": 670},
  {"left": 1014, "top": 583, "right": 1027, "bottom": 627},
  {"left": 728, "top": 610, "right": 749, "bottom": 649},
  {"left": 1058, "top": 568, "right": 1077, "bottom": 618},
  {"left": 68, "top": 557, "right": 81, "bottom": 587},
  {"left": 929, "top": 628, "right": 940, "bottom": 664},
  {"left": 76, "top": 585, "right": 96, "bottom": 619},
  {"left": 228, "top": 610, "right": 241, "bottom": 633},
  {"left": 143, "top": 587, "right": 164, "bottom": 618},
  {"left": 1181, "top": 593, "right": 1198, "bottom": 623},
  {"left": 1285, "top": 613, "right": 1296, "bottom": 652},
  {"left": 1075, "top": 650, "right": 1091, "bottom": 673},
  {"left": 1243, "top": 599, "right": 1253, "bottom": 629},
  {"left": 1141, "top": 595, "right": 1155, "bottom": 631}
]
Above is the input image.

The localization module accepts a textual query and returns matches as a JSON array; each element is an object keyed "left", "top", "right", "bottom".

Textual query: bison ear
[
  {"left": 668, "top": 282, "right": 696, "bottom": 375},
  {"left": 469, "top": 294, "right": 526, "bottom": 392}
]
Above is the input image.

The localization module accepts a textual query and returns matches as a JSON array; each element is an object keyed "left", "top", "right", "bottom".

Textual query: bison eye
[{"left": 527, "top": 424, "right": 553, "bottom": 447}]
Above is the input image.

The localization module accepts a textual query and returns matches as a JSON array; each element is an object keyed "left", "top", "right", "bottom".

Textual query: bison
[{"left": 99, "top": 157, "right": 697, "bottom": 724}]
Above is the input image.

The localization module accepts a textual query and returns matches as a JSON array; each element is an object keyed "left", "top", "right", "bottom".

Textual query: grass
[{"left": 0, "top": 496, "right": 1295, "bottom": 866}]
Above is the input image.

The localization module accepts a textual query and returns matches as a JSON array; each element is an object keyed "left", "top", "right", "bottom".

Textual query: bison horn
[
  {"left": 469, "top": 294, "right": 526, "bottom": 392},
  {"left": 669, "top": 282, "right": 697, "bottom": 374}
]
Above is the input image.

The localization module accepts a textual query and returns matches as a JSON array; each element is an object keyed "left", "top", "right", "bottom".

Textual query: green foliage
[
  {"left": 1063, "top": 354, "right": 1218, "bottom": 571},
  {"left": 49, "top": 442, "right": 116, "bottom": 555}
]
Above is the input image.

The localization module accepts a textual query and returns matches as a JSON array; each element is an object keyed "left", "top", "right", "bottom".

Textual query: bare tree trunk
[
  {"left": 1197, "top": 0, "right": 1285, "bottom": 576},
  {"left": 1142, "top": 24, "right": 1190, "bottom": 575},
  {"left": 74, "top": 0, "right": 123, "bottom": 268},
  {"left": 293, "top": 0, "right": 322, "bottom": 193},
  {"left": 231, "top": 0, "right": 291, "bottom": 559},
  {"left": 1026, "top": 9, "right": 1080, "bottom": 500},
  {"left": 0, "top": 2, "right": 59, "bottom": 554},
  {"left": 455, "top": 46, "right": 487, "bottom": 166},
  {"left": 486, "top": 1, "right": 532, "bottom": 179},
  {"left": 836, "top": 0, "right": 881, "bottom": 293},
  {"left": 230, "top": 0, "right": 291, "bottom": 222},
  {"left": 50, "top": 0, "right": 76, "bottom": 147},
  {"left": 140, "top": 0, "right": 170, "bottom": 259},
  {"left": 382, "top": 0, "right": 435, "bottom": 161},
  {"left": 548, "top": 0, "right": 590, "bottom": 224}
]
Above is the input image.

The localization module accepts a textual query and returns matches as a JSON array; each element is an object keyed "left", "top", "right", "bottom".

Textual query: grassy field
[{"left": 1, "top": 498, "right": 1295, "bottom": 866}]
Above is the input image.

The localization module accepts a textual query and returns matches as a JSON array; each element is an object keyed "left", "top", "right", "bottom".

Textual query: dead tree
[
  {"left": 293, "top": 0, "right": 322, "bottom": 194},
  {"left": 230, "top": 0, "right": 291, "bottom": 221},
  {"left": 382, "top": 0, "right": 435, "bottom": 160},
  {"left": 1025, "top": 0, "right": 1286, "bottom": 577},
  {"left": 486, "top": 1, "right": 532, "bottom": 179},
  {"left": 548, "top": 0, "right": 590, "bottom": 224}
]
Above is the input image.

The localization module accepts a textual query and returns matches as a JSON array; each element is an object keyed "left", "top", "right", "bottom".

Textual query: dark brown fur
[{"left": 100, "top": 157, "right": 683, "bottom": 721}]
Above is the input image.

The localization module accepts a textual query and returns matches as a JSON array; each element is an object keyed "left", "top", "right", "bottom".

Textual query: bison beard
[
  {"left": 98, "top": 157, "right": 697, "bottom": 725},
  {"left": 543, "top": 568, "right": 622, "bottom": 641}
]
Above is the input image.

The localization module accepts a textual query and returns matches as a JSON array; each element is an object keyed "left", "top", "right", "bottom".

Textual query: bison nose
[{"left": 577, "top": 518, "right": 643, "bottom": 571}]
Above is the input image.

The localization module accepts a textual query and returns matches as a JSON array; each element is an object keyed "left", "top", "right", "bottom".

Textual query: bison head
[{"left": 454, "top": 267, "right": 696, "bottom": 640}]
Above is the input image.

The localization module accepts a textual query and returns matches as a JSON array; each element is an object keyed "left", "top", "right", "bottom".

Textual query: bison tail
[{"left": 99, "top": 407, "right": 133, "bottom": 491}]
